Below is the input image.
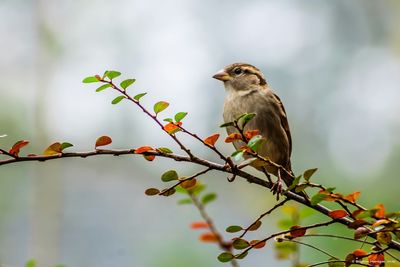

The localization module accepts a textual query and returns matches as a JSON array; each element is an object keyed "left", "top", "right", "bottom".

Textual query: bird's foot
[{"left": 270, "top": 168, "right": 283, "bottom": 200}]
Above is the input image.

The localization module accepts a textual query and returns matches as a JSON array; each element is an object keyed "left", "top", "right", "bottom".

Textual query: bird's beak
[{"left": 212, "top": 69, "right": 230, "bottom": 81}]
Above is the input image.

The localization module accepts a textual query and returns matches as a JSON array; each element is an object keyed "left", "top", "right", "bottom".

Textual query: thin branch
[
  {"left": 308, "top": 260, "right": 372, "bottom": 267},
  {"left": 0, "top": 148, "right": 17, "bottom": 159},
  {"left": 178, "top": 125, "right": 228, "bottom": 162},
  {"left": 159, "top": 167, "right": 212, "bottom": 195},
  {"left": 239, "top": 198, "right": 289, "bottom": 238},
  {"left": 188, "top": 192, "right": 240, "bottom": 267},
  {"left": 106, "top": 79, "right": 196, "bottom": 159},
  {"left": 2, "top": 148, "right": 400, "bottom": 252},
  {"left": 282, "top": 238, "right": 338, "bottom": 259},
  {"left": 239, "top": 220, "right": 337, "bottom": 257},
  {"left": 302, "top": 234, "right": 376, "bottom": 246}
]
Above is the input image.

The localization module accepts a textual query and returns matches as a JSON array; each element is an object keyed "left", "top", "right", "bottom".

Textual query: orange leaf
[
  {"left": 353, "top": 249, "right": 367, "bottom": 258},
  {"left": 344, "top": 191, "right": 361, "bottom": 203},
  {"left": 9, "top": 140, "right": 29, "bottom": 156},
  {"left": 224, "top": 133, "right": 242, "bottom": 143},
  {"left": 374, "top": 204, "right": 385, "bottom": 219},
  {"left": 244, "top": 130, "right": 260, "bottom": 140},
  {"left": 43, "top": 142, "right": 62, "bottom": 155},
  {"left": 204, "top": 134, "right": 220, "bottom": 147},
  {"left": 368, "top": 253, "right": 384, "bottom": 266},
  {"left": 250, "top": 240, "right": 266, "bottom": 249},
  {"left": 190, "top": 221, "right": 210, "bottom": 229},
  {"left": 372, "top": 219, "right": 391, "bottom": 228},
  {"left": 181, "top": 178, "right": 197, "bottom": 189},
  {"left": 143, "top": 155, "right": 155, "bottom": 161},
  {"left": 95, "top": 136, "right": 112, "bottom": 148},
  {"left": 135, "top": 146, "right": 154, "bottom": 154},
  {"left": 163, "top": 122, "right": 182, "bottom": 134},
  {"left": 328, "top": 210, "right": 348, "bottom": 219},
  {"left": 289, "top": 225, "right": 306, "bottom": 238},
  {"left": 199, "top": 232, "right": 219, "bottom": 243}
]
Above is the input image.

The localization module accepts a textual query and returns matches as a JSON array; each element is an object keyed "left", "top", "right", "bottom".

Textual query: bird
[{"left": 213, "top": 63, "right": 294, "bottom": 196}]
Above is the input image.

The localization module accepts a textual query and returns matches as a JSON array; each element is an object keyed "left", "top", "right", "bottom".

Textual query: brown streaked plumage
[{"left": 213, "top": 63, "right": 293, "bottom": 192}]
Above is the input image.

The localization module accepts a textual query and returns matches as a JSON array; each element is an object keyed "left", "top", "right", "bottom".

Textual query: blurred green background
[{"left": 1, "top": 0, "right": 400, "bottom": 266}]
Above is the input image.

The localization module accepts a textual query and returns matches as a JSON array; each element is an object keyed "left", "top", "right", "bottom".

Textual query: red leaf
[
  {"left": 9, "top": 140, "right": 29, "bottom": 156},
  {"left": 224, "top": 133, "right": 242, "bottom": 143},
  {"left": 353, "top": 249, "right": 367, "bottom": 258},
  {"left": 328, "top": 210, "right": 348, "bottom": 219},
  {"left": 135, "top": 146, "right": 154, "bottom": 154},
  {"left": 190, "top": 221, "right": 210, "bottom": 229},
  {"left": 95, "top": 136, "right": 112, "bottom": 148},
  {"left": 204, "top": 134, "right": 220, "bottom": 147},
  {"left": 374, "top": 204, "right": 385, "bottom": 219},
  {"left": 244, "top": 130, "right": 260, "bottom": 140},
  {"left": 143, "top": 155, "right": 155, "bottom": 161},
  {"left": 289, "top": 225, "right": 306, "bottom": 238},
  {"left": 199, "top": 232, "right": 219, "bottom": 243},
  {"left": 250, "top": 240, "right": 266, "bottom": 249},
  {"left": 344, "top": 191, "right": 361, "bottom": 203},
  {"left": 368, "top": 253, "right": 384, "bottom": 266}
]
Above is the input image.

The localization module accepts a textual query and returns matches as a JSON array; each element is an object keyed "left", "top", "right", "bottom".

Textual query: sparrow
[{"left": 213, "top": 63, "right": 294, "bottom": 195}]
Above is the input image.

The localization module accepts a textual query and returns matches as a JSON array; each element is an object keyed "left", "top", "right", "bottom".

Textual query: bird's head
[{"left": 212, "top": 63, "right": 267, "bottom": 91}]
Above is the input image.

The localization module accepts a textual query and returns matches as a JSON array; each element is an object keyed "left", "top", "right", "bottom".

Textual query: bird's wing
[{"left": 271, "top": 93, "right": 292, "bottom": 157}]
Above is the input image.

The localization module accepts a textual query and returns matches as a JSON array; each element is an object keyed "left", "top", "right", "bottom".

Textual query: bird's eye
[{"left": 233, "top": 68, "right": 243, "bottom": 75}]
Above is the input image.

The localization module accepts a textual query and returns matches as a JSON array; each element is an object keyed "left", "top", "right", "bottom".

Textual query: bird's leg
[
  {"left": 271, "top": 167, "right": 283, "bottom": 200},
  {"left": 262, "top": 167, "right": 273, "bottom": 184}
]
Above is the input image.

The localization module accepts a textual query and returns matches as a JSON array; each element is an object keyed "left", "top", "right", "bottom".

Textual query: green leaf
[
  {"left": 278, "top": 219, "right": 293, "bottom": 229},
  {"left": 161, "top": 170, "right": 178, "bottom": 182},
  {"left": 201, "top": 192, "right": 217, "bottom": 205},
  {"left": 25, "top": 259, "right": 37, "bottom": 267},
  {"left": 295, "top": 184, "right": 309, "bottom": 193},
  {"left": 174, "top": 112, "right": 188, "bottom": 122},
  {"left": 111, "top": 96, "right": 125, "bottom": 105},
  {"left": 190, "top": 183, "right": 206, "bottom": 195},
  {"left": 232, "top": 150, "right": 244, "bottom": 161},
  {"left": 153, "top": 101, "right": 169, "bottom": 114},
  {"left": 247, "top": 135, "right": 264, "bottom": 152},
  {"left": 145, "top": 188, "right": 160, "bottom": 196},
  {"left": 177, "top": 198, "right": 192, "bottom": 205},
  {"left": 232, "top": 238, "right": 249, "bottom": 250},
  {"left": 235, "top": 251, "right": 248, "bottom": 260},
  {"left": 226, "top": 225, "right": 243, "bottom": 233},
  {"left": 238, "top": 113, "right": 256, "bottom": 128},
  {"left": 82, "top": 76, "right": 100, "bottom": 83},
  {"left": 60, "top": 142, "right": 73, "bottom": 151},
  {"left": 220, "top": 121, "right": 234, "bottom": 128},
  {"left": 310, "top": 193, "right": 327, "bottom": 206},
  {"left": 157, "top": 147, "right": 173, "bottom": 154},
  {"left": 120, "top": 78, "right": 136, "bottom": 89},
  {"left": 163, "top": 118, "right": 173, "bottom": 123},
  {"left": 299, "top": 207, "right": 317, "bottom": 219},
  {"left": 217, "top": 252, "right": 234, "bottom": 263},
  {"left": 104, "top": 70, "right": 121, "bottom": 80},
  {"left": 287, "top": 175, "right": 302, "bottom": 191},
  {"left": 133, "top": 92, "right": 147, "bottom": 101},
  {"left": 303, "top": 168, "right": 318, "bottom": 181},
  {"left": 325, "top": 187, "right": 336, "bottom": 193},
  {"left": 95, "top": 83, "right": 111, "bottom": 92}
]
